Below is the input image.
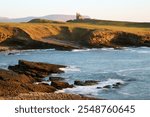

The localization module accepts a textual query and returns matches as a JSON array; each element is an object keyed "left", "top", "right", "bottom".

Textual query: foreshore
[
  {"left": 0, "top": 92, "right": 98, "bottom": 100},
  {"left": 0, "top": 60, "right": 100, "bottom": 100}
]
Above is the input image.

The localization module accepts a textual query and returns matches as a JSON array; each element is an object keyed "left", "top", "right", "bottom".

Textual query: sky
[{"left": 0, "top": 0, "right": 150, "bottom": 22}]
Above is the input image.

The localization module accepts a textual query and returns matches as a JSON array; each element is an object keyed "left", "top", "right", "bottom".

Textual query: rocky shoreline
[{"left": 0, "top": 60, "right": 99, "bottom": 100}]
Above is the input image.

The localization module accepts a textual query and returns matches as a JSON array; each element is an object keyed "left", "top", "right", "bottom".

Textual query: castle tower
[{"left": 76, "top": 13, "right": 83, "bottom": 20}]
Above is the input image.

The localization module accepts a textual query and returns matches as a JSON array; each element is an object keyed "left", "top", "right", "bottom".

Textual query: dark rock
[
  {"left": 51, "top": 81, "right": 73, "bottom": 90},
  {"left": 103, "top": 85, "right": 111, "bottom": 89},
  {"left": 97, "top": 87, "right": 102, "bottom": 89},
  {"left": 74, "top": 80, "right": 85, "bottom": 86},
  {"left": 49, "top": 77, "right": 65, "bottom": 81},
  {"left": 8, "top": 60, "right": 66, "bottom": 78},
  {"left": 112, "top": 82, "right": 123, "bottom": 88},
  {"left": 74, "top": 80, "right": 99, "bottom": 86},
  {"left": 8, "top": 53, "right": 15, "bottom": 55},
  {"left": 84, "top": 80, "right": 99, "bottom": 85}
]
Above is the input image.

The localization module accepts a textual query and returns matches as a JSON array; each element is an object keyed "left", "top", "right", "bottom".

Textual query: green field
[{"left": 68, "top": 19, "right": 150, "bottom": 28}]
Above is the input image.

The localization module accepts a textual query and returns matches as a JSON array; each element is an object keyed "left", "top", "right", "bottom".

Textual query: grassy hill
[
  {"left": 68, "top": 19, "right": 150, "bottom": 28},
  {"left": 28, "top": 18, "right": 64, "bottom": 24}
]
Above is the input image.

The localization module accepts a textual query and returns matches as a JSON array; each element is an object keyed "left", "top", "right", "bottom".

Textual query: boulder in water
[
  {"left": 49, "top": 77, "right": 65, "bottom": 81},
  {"left": 74, "top": 80, "right": 100, "bottom": 86},
  {"left": 51, "top": 81, "right": 73, "bottom": 90},
  {"left": 112, "top": 82, "right": 123, "bottom": 88},
  {"left": 103, "top": 85, "right": 111, "bottom": 89}
]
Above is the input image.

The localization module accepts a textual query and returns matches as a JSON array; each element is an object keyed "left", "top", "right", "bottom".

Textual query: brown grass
[{"left": 0, "top": 22, "right": 149, "bottom": 42}]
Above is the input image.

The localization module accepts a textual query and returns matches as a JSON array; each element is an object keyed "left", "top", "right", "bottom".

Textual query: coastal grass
[
  {"left": 68, "top": 19, "right": 150, "bottom": 28},
  {"left": 0, "top": 21, "right": 150, "bottom": 40}
]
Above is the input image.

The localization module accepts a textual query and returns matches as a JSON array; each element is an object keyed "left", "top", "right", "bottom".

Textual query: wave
[
  {"left": 123, "top": 47, "right": 150, "bottom": 54},
  {"left": 72, "top": 48, "right": 98, "bottom": 52},
  {"left": 56, "top": 85, "right": 100, "bottom": 96},
  {"left": 56, "top": 78, "right": 125, "bottom": 97},
  {"left": 2, "top": 49, "right": 56, "bottom": 55},
  {"left": 59, "top": 66, "right": 80, "bottom": 72},
  {"left": 72, "top": 48, "right": 118, "bottom": 52},
  {"left": 98, "top": 78, "right": 124, "bottom": 87},
  {"left": 101, "top": 48, "right": 115, "bottom": 51}
]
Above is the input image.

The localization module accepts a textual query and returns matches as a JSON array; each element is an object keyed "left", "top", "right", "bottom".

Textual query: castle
[{"left": 76, "top": 13, "right": 84, "bottom": 20}]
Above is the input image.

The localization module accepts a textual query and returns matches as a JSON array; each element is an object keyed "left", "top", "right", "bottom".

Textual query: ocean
[{"left": 0, "top": 47, "right": 150, "bottom": 99}]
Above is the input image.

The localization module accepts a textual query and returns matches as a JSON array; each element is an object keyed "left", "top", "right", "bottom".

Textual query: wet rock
[
  {"left": 8, "top": 53, "right": 15, "bottom": 55},
  {"left": 74, "top": 80, "right": 85, "bottom": 86},
  {"left": 49, "top": 77, "right": 65, "bottom": 81},
  {"left": 51, "top": 81, "right": 73, "bottom": 90},
  {"left": 112, "top": 82, "right": 123, "bottom": 88},
  {"left": 8, "top": 60, "right": 66, "bottom": 78},
  {"left": 103, "top": 85, "right": 111, "bottom": 89},
  {"left": 96, "top": 87, "right": 102, "bottom": 89},
  {"left": 74, "top": 80, "right": 99, "bottom": 86}
]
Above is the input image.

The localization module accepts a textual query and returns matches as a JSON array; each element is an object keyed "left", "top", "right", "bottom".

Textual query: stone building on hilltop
[{"left": 76, "top": 13, "right": 84, "bottom": 20}]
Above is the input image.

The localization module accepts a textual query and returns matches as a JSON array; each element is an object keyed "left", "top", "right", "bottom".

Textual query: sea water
[{"left": 0, "top": 47, "right": 150, "bottom": 100}]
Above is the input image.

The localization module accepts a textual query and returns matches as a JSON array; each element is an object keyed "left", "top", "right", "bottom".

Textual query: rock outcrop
[
  {"left": 8, "top": 60, "right": 66, "bottom": 78},
  {"left": 49, "top": 77, "right": 65, "bottom": 81},
  {"left": 0, "top": 69, "right": 56, "bottom": 97},
  {"left": 74, "top": 80, "right": 100, "bottom": 86},
  {"left": 1, "top": 60, "right": 98, "bottom": 100},
  {"left": 97, "top": 82, "right": 124, "bottom": 89},
  {"left": 85, "top": 30, "right": 149, "bottom": 48},
  {"left": 51, "top": 81, "right": 73, "bottom": 89}
]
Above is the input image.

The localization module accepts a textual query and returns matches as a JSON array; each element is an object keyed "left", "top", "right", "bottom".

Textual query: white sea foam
[
  {"left": 56, "top": 85, "right": 100, "bottom": 96},
  {"left": 98, "top": 78, "right": 124, "bottom": 87},
  {"left": 72, "top": 48, "right": 99, "bottom": 52},
  {"left": 56, "top": 78, "right": 125, "bottom": 96},
  {"left": 59, "top": 66, "right": 80, "bottom": 72},
  {"left": 34, "top": 81, "right": 51, "bottom": 85},
  {"left": 101, "top": 48, "right": 114, "bottom": 51},
  {"left": 4, "top": 49, "right": 55, "bottom": 55}
]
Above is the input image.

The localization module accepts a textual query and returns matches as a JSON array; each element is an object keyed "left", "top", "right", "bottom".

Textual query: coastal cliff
[{"left": 0, "top": 22, "right": 150, "bottom": 51}]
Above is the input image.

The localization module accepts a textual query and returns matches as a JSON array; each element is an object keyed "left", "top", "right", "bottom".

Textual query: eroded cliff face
[
  {"left": 86, "top": 30, "right": 149, "bottom": 47},
  {"left": 0, "top": 24, "right": 150, "bottom": 50},
  {"left": 0, "top": 26, "right": 31, "bottom": 43}
]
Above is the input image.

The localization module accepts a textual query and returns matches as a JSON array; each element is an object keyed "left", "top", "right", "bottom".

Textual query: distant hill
[
  {"left": 68, "top": 19, "right": 150, "bottom": 28},
  {"left": 0, "top": 17, "right": 10, "bottom": 22},
  {"left": 0, "top": 14, "right": 90, "bottom": 22},
  {"left": 28, "top": 18, "right": 64, "bottom": 23}
]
